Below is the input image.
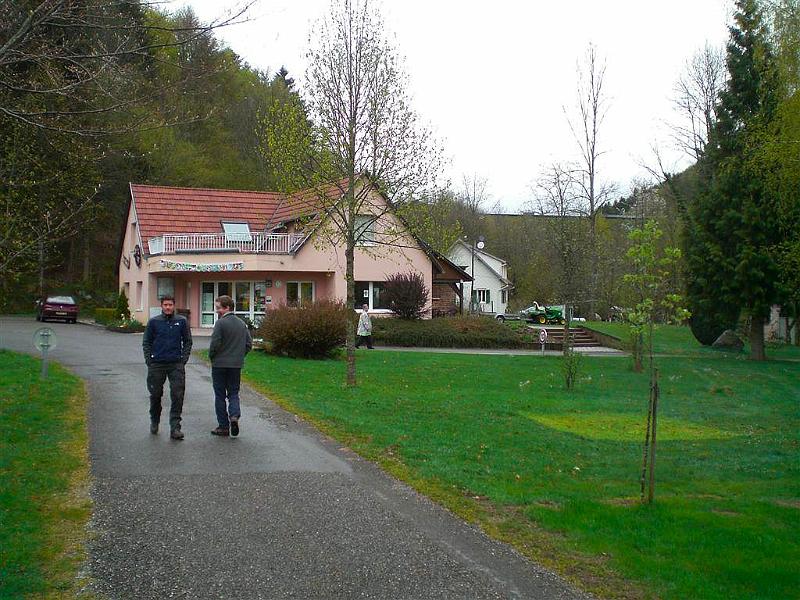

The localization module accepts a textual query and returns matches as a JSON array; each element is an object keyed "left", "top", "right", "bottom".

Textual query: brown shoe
[
  {"left": 211, "top": 427, "right": 229, "bottom": 437},
  {"left": 170, "top": 428, "right": 184, "bottom": 440}
]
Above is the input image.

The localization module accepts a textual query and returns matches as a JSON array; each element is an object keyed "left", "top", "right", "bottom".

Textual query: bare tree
[
  {"left": 265, "top": 0, "right": 442, "bottom": 386},
  {"left": 671, "top": 43, "right": 726, "bottom": 160},
  {"left": 564, "top": 44, "right": 615, "bottom": 317},
  {"left": 532, "top": 162, "right": 590, "bottom": 385},
  {"left": 459, "top": 174, "right": 491, "bottom": 214}
]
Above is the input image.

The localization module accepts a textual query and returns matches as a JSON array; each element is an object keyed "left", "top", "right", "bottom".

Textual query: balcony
[{"left": 147, "top": 232, "right": 306, "bottom": 255}]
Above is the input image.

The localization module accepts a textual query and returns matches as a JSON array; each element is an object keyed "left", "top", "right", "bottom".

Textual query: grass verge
[
  {"left": 241, "top": 340, "right": 799, "bottom": 600},
  {"left": 0, "top": 350, "right": 92, "bottom": 598}
]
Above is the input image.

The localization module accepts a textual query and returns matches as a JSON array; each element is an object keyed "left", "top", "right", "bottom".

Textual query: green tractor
[{"left": 519, "top": 301, "right": 565, "bottom": 325}]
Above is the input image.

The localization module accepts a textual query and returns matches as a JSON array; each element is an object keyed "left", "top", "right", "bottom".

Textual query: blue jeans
[{"left": 211, "top": 367, "right": 241, "bottom": 428}]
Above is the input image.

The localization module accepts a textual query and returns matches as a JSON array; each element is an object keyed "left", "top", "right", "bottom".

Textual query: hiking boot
[
  {"left": 170, "top": 428, "right": 185, "bottom": 440},
  {"left": 150, "top": 421, "right": 159, "bottom": 435},
  {"left": 230, "top": 418, "right": 239, "bottom": 437},
  {"left": 211, "top": 427, "right": 229, "bottom": 437}
]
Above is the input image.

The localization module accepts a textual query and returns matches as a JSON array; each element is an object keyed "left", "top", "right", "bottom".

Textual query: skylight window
[{"left": 222, "top": 222, "right": 252, "bottom": 242}]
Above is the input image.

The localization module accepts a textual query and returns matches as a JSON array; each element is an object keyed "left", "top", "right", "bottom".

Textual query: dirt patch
[
  {"left": 711, "top": 509, "right": 741, "bottom": 517},
  {"left": 772, "top": 498, "right": 800, "bottom": 509},
  {"left": 605, "top": 497, "right": 640, "bottom": 506},
  {"left": 532, "top": 499, "right": 562, "bottom": 510}
]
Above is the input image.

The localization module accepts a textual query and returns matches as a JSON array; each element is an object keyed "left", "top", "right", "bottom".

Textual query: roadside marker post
[{"left": 33, "top": 327, "right": 57, "bottom": 379}]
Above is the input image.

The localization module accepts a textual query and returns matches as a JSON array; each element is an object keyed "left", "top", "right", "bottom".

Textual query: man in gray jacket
[{"left": 208, "top": 295, "right": 252, "bottom": 437}]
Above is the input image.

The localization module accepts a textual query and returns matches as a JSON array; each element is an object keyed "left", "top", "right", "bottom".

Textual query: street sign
[
  {"left": 33, "top": 327, "right": 57, "bottom": 378},
  {"left": 33, "top": 327, "right": 57, "bottom": 352}
]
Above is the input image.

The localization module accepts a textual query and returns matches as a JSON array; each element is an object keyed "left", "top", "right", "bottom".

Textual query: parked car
[
  {"left": 519, "top": 301, "right": 565, "bottom": 325},
  {"left": 36, "top": 295, "right": 79, "bottom": 323}
]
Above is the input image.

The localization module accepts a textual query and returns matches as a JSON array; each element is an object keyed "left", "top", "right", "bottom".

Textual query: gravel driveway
[{"left": 0, "top": 316, "right": 589, "bottom": 599}]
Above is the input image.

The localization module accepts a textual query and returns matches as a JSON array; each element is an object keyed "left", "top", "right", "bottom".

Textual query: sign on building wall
[{"left": 159, "top": 260, "right": 245, "bottom": 272}]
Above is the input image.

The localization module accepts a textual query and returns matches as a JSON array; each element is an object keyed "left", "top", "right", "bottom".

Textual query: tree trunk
[
  {"left": 749, "top": 315, "right": 766, "bottom": 361},
  {"left": 647, "top": 368, "right": 659, "bottom": 504},
  {"left": 345, "top": 241, "right": 356, "bottom": 386}
]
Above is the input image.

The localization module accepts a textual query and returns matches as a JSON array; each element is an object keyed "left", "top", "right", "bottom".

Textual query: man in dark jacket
[
  {"left": 208, "top": 294, "right": 252, "bottom": 437},
  {"left": 142, "top": 295, "right": 193, "bottom": 440}
]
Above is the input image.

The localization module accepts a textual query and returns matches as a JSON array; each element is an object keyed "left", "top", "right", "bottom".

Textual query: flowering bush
[{"left": 106, "top": 316, "right": 145, "bottom": 333}]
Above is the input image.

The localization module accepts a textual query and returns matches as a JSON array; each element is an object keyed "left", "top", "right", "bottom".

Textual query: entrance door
[{"left": 200, "top": 280, "right": 266, "bottom": 327}]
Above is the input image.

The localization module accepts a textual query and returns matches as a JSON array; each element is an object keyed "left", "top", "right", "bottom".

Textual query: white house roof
[{"left": 448, "top": 239, "right": 513, "bottom": 288}]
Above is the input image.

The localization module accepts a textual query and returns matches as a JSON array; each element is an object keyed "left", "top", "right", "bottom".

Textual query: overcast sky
[{"left": 167, "top": 0, "right": 733, "bottom": 212}]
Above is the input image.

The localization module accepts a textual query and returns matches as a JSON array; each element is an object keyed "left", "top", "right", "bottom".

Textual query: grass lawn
[
  {"left": 242, "top": 331, "right": 799, "bottom": 599},
  {"left": 0, "top": 350, "right": 92, "bottom": 598},
  {"left": 584, "top": 320, "right": 800, "bottom": 360}
]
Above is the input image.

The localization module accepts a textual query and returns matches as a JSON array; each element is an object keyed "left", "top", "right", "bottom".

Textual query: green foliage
[
  {"left": 624, "top": 221, "right": 690, "bottom": 370},
  {"left": 241, "top": 344, "right": 800, "bottom": 600},
  {"left": 382, "top": 271, "right": 429, "bottom": 320},
  {"left": 372, "top": 316, "right": 524, "bottom": 348},
  {"left": 94, "top": 308, "right": 118, "bottom": 325},
  {"left": 685, "top": 0, "right": 786, "bottom": 357},
  {"left": 116, "top": 291, "right": 131, "bottom": 321},
  {"left": 106, "top": 317, "right": 145, "bottom": 333},
  {"left": 561, "top": 347, "right": 582, "bottom": 390},
  {"left": 0, "top": 350, "right": 90, "bottom": 597},
  {"left": 398, "top": 192, "right": 465, "bottom": 254},
  {"left": 258, "top": 300, "right": 348, "bottom": 358}
]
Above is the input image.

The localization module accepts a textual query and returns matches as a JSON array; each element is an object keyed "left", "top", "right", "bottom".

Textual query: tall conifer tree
[{"left": 686, "top": 0, "right": 780, "bottom": 359}]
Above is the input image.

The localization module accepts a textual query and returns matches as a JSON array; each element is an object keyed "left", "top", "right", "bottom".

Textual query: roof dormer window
[{"left": 222, "top": 222, "right": 252, "bottom": 242}]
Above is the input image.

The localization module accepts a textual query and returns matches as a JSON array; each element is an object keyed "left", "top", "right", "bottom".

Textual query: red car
[{"left": 36, "top": 295, "right": 79, "bottom": 323}]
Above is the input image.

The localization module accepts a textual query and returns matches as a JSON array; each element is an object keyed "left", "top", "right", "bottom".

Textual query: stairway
[{"left": 527, "top": 325, "right": 601, "bottom": 349}]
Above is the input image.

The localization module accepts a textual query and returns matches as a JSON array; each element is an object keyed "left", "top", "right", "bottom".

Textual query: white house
[{"left": 447, "top": 240, "right": 513, "bottom": 315}]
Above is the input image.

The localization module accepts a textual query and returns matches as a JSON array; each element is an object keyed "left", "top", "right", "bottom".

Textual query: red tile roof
[{"left": 130, "top": 181, "right": 349, "bottom": 251}]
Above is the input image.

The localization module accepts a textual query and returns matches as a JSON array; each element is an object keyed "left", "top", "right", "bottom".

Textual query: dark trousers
[
  {"left": 212, "top": 367, "right": 241, "bottom": 428},
  {"left": 355, "top": 334, "right": 373, "bottom": 349},
  {"left": 147, "top": 362, "right": 185, "bottom": 430}
]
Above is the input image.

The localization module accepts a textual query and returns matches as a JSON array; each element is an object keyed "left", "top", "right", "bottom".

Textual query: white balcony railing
[{"left": 147, "top": 232, "right": 306, "bottom": 255}]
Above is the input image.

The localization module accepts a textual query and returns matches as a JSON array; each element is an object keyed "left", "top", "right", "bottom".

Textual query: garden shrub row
[
  {"left": 372, "top": 315, "right": 526, "bottom": 349},
  {"left": 93, "top": 308, "right": 117, "bottom": 325}
]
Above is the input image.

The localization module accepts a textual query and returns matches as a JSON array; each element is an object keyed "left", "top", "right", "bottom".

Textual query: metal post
[
  {"left": 470, "top": 243, "right": 475, "bottom": 314},
  {"left": 41, "top": 345, "right": 49, "bottom": 379}
]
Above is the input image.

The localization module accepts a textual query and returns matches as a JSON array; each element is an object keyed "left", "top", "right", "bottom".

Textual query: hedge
[
  {"left": 93, "top": 308, "right": 118, "bottom": 325},
  {"left": 372, "top": 316, "right": 526, "bottom": 349}
]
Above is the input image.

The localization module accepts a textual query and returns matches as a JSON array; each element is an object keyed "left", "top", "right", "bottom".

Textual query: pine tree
[{"left": 686, "top": 0, "right": 781, "bottom": 359}]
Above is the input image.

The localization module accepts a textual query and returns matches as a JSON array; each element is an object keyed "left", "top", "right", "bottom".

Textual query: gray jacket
[{"left": 208, "top": 312, "right": 252, "bottom": 368}]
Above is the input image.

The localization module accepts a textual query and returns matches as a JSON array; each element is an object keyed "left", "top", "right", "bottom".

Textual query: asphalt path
[{"left": 1, "top": 316, "right": 590, "bottom": 599}]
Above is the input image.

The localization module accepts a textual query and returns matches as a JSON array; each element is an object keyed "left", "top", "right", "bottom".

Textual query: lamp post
[{"left": 470, "top": 235, "right": 485, "bottom": 313}]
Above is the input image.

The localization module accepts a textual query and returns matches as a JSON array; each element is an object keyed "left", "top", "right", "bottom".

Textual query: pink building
[{"left": 117, "top": 180, "right": 469, "bottom": 328}]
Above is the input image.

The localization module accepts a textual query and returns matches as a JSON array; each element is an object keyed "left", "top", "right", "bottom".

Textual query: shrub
[
  {"left": 372, "top": 315, "right": 524, "bottom": 349},
  {"left": 94, "top": 308, "right": 117, "bottom": 325},
  {"left": 106, "top": 317, "right": 145, "bottom": 333},
  {"left": 382, "top": 271, "right": 429, "bottom": 319},
  {"left": 116, "top": 290, "right": 131, "bottom": 321},
  {"left": 257, "top": 300, "right": 348, "bottom": 358}
]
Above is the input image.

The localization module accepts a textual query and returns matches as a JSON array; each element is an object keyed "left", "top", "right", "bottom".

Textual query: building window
[
  {"left": 130, "top": 222, "right": 137, "bottom": 252},
  {"left": 222, "top": 222, "right": 252, "bottom": 242},
  {"left": 501, "top": 289, "right": 507, "bottom": 304},
  {"left": 474, "top": 289, "right": 490, "bottom": 304},
  {"left": 354, "top": 215, "right": 376, "bottom": 246},
  {"left": 287, "top": 281, "right": 314, "bottom": 306},
  {"left": 136, "top": 281, "right": 143, "bottom": 310},
  {"left": 157, "top": 277, "right": 174, "bottom": 301},
  {"left": 354, "top": 281, "right": 391, "bottom": 310}
]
